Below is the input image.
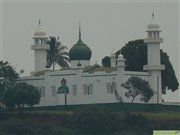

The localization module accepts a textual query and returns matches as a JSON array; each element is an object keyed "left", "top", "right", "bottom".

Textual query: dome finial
[
  {"left": 79, "top": 21, "right": 81, "bottom": 39},
  {"left": 39, "top": 18, "right": 41, "bottom": 27},
  {"left": 152, "top": 11, "right": 155, "bottom": 20}
]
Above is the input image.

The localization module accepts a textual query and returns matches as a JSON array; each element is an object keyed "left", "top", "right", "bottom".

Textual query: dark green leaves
[
  {"left": 0, "top": 61, "right": 19, "bottom": 98},
  {"left": 2, "top": 82, "right": 40, "bottom": 110},
  {"left": 121, "top": 76, "right": 154, "bottom": 103},
  {"left": 46, "top": 37, "right": 70, "bottom": 70},
  {"left": 102, "top": 56, "right": 111, "bottom": 67}
]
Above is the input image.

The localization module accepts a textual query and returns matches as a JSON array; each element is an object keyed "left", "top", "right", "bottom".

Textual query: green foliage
[
  {"left": 116, "top": 39, "right": 147, "bottom": 71},
  {"left": 36, "top": 125, "right": 73, "bottom": 135},
  {"left": 121, "top": 76, "right": 154, "bottom": 103},
  {"left": 0, "top": 61, "right": 19, "bottom": 98},
  {"left": 0, "top": 109, "right": 180, "bottom": 135},
  {"left": 0, "top": 117, "right": 74, "bottom": 135},
  {"left": 115, "top": 39, "right": 179, "bottom": 92},
  {"left": 160, "top": 50, "right": 179, "bottom": 92},
  {"left": 0, "top": 111, "right": 9, "bottom": 121},
  {"left": 73, "top": 107, "right": 120, "bottom": 134},
  {"left": 25, "top": 84, "right": 41, "bottom": 107},
  {"left": 0, "top": 119, "right": 34, "bottom": 135},
  {"left": 124, "top": 113, "right": 149, "bottom": 127},
  {"left": 24, "top": 102, "right": 180, "bottom": 113},
  {"left": 102, "top": 56, "right": 111, "bottom": 67},
  {"left": 2, "top": 82, "right": 40, "bottom": 111},
  {"left": 123, "top": 113, "right": 150, "bottom": 135},
  {"left": 46, "top": 37, "right": 70, "bottom": 70}
]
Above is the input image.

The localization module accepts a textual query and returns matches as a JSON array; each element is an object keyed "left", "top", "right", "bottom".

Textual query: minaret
[
  {"left": 117, "top": 53, "right": 125, "bottom": 67},
  {"left": 31, "top": 19, "right": 49, "bottom": 72},
  {"left": 143, "top": 12, "right": 165, "bottom": 104},
  {"left": 110, "top": 52, "right": 116, "bottom": 67}
]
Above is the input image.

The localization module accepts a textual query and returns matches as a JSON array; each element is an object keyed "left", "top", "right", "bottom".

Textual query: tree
[
  {"left": 115, "top": 39, "right": 179, "bottom": 93},
  {"left": 112, "top": 80, "right": 130, "bottom": 116},
  {"left": 46, "top": 36, "right": 70, "bottom": 71},
  {"left": 2, "top": 82, "right": 40, "bottom": 111},
  {"left": 0, "top": 61, "right": 19, "bottom": 98},
  {"left": 102, "top": 56, "right": 111, "bottom": 67},
  {"left": 121, "top": 76, "right": 154, "bottom": 103},
  {"left": 160, "top": 50, "right": 179, "bottom": 93}
]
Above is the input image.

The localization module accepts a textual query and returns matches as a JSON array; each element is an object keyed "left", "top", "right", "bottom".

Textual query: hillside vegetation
[{"left": 0, "top": 103, "right": 180, "bottom": 135}]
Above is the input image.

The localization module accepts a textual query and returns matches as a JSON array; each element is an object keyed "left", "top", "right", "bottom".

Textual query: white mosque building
[{"left": 18, "top": 14, "right": 165, "bottom": 106}]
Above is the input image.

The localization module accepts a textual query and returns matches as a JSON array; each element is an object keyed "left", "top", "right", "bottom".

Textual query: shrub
[
  {"left": 0, "top": 119, "right": 34, "bottom": 135},
  {"left": 124, "top": 113, "right": 149, "bottom": 126},
  {"left": 73, "top": 107, "right": 120, "bottom": 134},
  {"left": 122, "top": 113, "right": 150, "bottom": 134},
  {"left": 0, "top": 111, "right": 9, "bottom": 121}
]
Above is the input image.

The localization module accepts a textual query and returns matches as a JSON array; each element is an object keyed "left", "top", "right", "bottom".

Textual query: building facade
[{"left": 17, "top": 14, "right": 164, "bottom": 106}]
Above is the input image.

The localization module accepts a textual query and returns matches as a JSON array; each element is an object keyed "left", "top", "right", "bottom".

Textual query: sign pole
[{"left": 65, "top": 91, "right": 67, "bottom": 106}]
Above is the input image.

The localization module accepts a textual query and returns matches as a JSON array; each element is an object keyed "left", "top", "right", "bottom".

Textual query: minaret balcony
[
  {"left": 144, "top": 38, "right": 163, "bottom": 43},
  {"left": 31, "top": 44, "right": 49, "bottom": 50},
  {"left": 143, "top": 65, "right": 165, "bottom": 71}
]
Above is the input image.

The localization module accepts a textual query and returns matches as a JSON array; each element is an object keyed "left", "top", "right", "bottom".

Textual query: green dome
[{"left": 69, "top": 37, "right": 92, "bottom": 61}]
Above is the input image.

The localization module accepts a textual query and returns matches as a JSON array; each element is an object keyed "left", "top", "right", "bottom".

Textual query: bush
[
  {"left": 0, "top": 119, "right": 34, "bottom": 135},
  {"left": 0, "top": 111, "right": 9, "bottom": 121},
  {"left": 73, "top": 107, "right": 120, "bottom": 134},
  {"left": 122, "top": 113, "right": 150, "bottom": 134},
  {"left": 0, "top": 117, "right": 74, "bottom": 135},
  {"left": 124, "top": 113, "right": 149, "bottom": 127}
]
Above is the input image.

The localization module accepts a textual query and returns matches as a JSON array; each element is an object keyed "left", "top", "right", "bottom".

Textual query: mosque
[{"left": 18, "top": 14, "right": 165, "bottom": 106}]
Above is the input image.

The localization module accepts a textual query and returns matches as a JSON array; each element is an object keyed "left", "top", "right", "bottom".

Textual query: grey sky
[{"left": 0, "top": 1, "right": 179, "bottom": 102}]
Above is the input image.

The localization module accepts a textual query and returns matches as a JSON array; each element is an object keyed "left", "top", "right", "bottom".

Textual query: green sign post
[{"left": 57, "top": 78, "right": 69, "bottom": 106}]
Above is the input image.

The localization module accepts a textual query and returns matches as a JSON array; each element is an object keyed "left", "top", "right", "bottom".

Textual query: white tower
[
  {"left": 31, "top": 19, "right": 49, "bottom": 72},
  {"left": 143, "top": 12, "right": 165, "bottom": 104},
  {"left": 111, "top": 53, "right": 116, "bottom": 67},
  {"left": 117, "top": 54, "right": 125, "bottom": 67}
]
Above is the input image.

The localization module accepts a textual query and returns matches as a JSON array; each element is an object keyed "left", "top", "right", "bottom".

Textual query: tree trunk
[
  {"left": 131, "top": 97, "right": 135, "bottom": 103},
  {"left": 53, "top": 62, "right": 55, "bottom": 71}
]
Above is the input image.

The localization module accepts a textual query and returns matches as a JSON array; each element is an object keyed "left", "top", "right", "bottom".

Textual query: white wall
[
  {"left": 18, "top": 68, "right": 151, "bottom": 106},
  {"left": 34, "top": 50, "right": 47, "bottom": 72},
  {"left": 147, "top": 43, "right": 161, "bottom": 65}
]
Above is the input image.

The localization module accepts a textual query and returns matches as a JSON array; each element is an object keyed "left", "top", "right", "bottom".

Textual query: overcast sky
[{"left": 0, "top": 0, "right": 179, "bottom": 102}]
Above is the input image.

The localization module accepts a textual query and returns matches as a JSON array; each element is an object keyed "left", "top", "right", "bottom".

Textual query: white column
[
  {"left": 111, "top": 53, "right": 116, "bottom": 67},
  {"left": 143, "top": 14, "right": 165, "bottom": 104}
]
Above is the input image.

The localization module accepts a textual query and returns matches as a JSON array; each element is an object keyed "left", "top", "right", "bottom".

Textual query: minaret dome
[{"left": 33, "top": 19, "right": 48, "bottom": 39}]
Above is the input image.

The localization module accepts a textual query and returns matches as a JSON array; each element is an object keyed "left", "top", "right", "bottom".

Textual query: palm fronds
[{"left": 46, "top": 37, "right": 70, "bottom": 70}]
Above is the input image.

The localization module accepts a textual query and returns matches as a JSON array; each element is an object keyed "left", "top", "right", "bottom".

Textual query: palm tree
[{"left": 46, "top": 37, "right": 70, "bottom": 71}]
